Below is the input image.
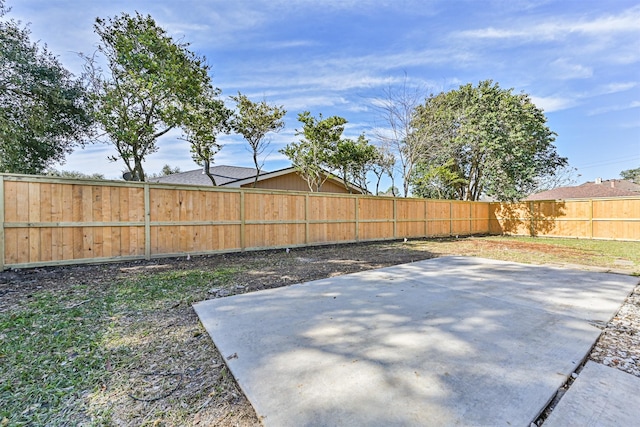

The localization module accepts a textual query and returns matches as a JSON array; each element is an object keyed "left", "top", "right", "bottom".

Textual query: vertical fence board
[
  {"left": 4, "top": 181, "right": 18, "bottom": 223},
  {"left": 5, "top": 229, "right": 19, "bottom": 265}
]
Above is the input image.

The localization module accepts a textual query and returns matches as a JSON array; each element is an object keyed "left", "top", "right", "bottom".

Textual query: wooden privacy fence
[
  {"left": 2, "top": 174, "right": 637, "bottom": 270},
  {"left": 0, "top": 174, "right": 490, "bottom": 269},
  {"left": 489, "top": 198, "right": 640, "bottom": 241}
]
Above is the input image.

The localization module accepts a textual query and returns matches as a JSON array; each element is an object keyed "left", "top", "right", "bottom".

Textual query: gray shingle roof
[
  {"left": 149, "top": 166, "right": 265, "bottom": 186},
  {"left": 525, "top": 179, "right": 640, "bottom": 200}
]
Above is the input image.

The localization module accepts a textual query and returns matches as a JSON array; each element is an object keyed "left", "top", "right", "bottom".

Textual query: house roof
[
  {"left": 149, "top": 165, "right": 369, "bottom": 194},
  {"left": 149, "top": 165, "right": 265, "bottom": 186},
  {"left": 525, "top": 179, "right": 640, "bottom": 200},
  {"left": 217, "top": 166, "right": 295, "bottom": 187},
  {"left": 223, "top": 166, "right": 368, "bottom": 194}
]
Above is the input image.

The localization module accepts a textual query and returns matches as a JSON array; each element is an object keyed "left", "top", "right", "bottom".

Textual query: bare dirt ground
[{"left": 1, "top": 237, "right": 638, "bottom": 426}]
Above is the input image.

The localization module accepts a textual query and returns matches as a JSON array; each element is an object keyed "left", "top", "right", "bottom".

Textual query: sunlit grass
[
  {"left": 406, "top": 235, "right": 639, "bottom": 274},
  {"left": 0, "top": 269, "right": 237, "bottom": 426}
]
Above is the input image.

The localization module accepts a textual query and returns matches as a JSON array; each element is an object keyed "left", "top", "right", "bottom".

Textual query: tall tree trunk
[
  {"left": 134, "top": 159, "right": 145, "bottom": 182},
  {"left": 252, "top": 151, "right": 259, "bottom": 188},
  {"left": 203, "top": 159, "right": 217, "bottom": 186},
  {"left": 341, "top": 166, "right": 352, "bottom": 193}
]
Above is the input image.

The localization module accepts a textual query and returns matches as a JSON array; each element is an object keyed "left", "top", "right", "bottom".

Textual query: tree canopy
[
  {"left": 620, "top": 166, "right": 640, "bottom": 183},
  {"left": 231, "top": 93, "right": 286, "bottom": 187},
  {"left": 410, "top": 80, "right": 566, "bottom": 201},
  {"left": 87, "top": 12, "right": 213, "bottom": 181},
  {"left": 147, "top": 164, "right": 182, "bottom": 179},
  {"left": 280, "top": 112, "right": 347, "bottom": 192},
  {"left": 45, "top": 169, "right": 105, "bottom": 180},
  {"left": 181, "top": 88, "right": 233, "bottom": 185},
  {"left": 280, "top": 111, "right": 379, "bottom": 193},
  {"left": 0, "top": 1, "right": 93, "bottom": 174},
  {"left": 370, "top": 143, "right": 396, "bottom": 196},
  {"left": 331, "top": 134, "right": 378, "bottom": 193}
]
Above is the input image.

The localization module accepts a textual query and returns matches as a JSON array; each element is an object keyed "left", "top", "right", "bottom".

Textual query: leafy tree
[
  {"left": 45, "top": 169, "right": 105, "bottom": 180},
  {"left": 147, "top": 164, "right": 182, "bottom": 179},
  {"left": 371, "top": 144, "right": 396, "bottom": 196},
  {"left": 87, "top": 12, "right": 212, "bottom": 181},
  {"left": 411, "top": 80, "right": 566, "bottom": 201},
  {"left": 411, "top": 159, "right": 467, "bottom": 200},
  {"left": 380, "top": 186, "right": 399, "bottom": 197},
  {"left": 282, "top": 112, "right": 380, "bottom": 193},
  {"left": 231, "top": 92, "right": 286, "bottom": 187},
  {"left": 620, "top": 166, "right": 640, "bottom": 183},
  {"left": 331, "top": 135, "right": 377, "bottom": 193},
  {"left": 0, "top": 1, "right": 93, "bottom": 174},
  {"left": 280, "top": 112, "right": 347, "bottom": 192},
  {"left": 160, "top": 164, "right": 181, "bottom": 176},
  {"left": 181, "top": 89, "right": 233, "bottom": 185}
]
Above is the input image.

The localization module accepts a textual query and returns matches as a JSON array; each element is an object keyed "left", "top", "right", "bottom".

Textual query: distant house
[
  {"left": 525, "top": 178, "right": 640, "bottom": 201},
  {"left": 148, "top": 165, "right": 367, "bottom": 194}
]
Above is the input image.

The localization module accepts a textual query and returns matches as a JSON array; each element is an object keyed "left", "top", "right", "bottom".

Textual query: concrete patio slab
[
  {"left": 193, "top": 256, "right": 637, "bottom": 426},
  {"left": 543, "top": 361, "right": 640, "bottom": 427}
]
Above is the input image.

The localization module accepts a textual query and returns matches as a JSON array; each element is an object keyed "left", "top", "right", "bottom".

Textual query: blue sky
[{"left": 8, "top": 0, "right": 640, "bottom": 188}]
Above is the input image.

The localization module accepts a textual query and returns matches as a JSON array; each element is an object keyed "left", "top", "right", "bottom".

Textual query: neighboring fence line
[
  {"left": 0, "top": 174, "right": 490, "bottom": 270},
  {"left": 489, "top": 198, "right": 640, "bottom": 241}
]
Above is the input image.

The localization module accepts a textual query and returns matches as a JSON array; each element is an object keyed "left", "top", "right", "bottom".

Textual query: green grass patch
[
  {"left": 405, "top": 236, "right": 639, "bottom": 274},
  {"left": 485, "top": 236, "right": 640, "bottom": 266},
  {"left": 0, "top": 268, "right": 238, "bottom": 426}
]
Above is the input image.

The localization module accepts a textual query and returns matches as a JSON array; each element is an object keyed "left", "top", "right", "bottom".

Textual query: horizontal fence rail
[
  {"left": 0, "top": 174, "right": 490, "bottom": 270},
  {"left": 1, "top": 173, "right": 637, "bottom": 270}
]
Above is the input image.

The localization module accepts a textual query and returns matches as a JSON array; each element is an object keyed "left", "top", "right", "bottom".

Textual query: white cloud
[
  {"left": 530, "top": 95, "right": 577, "bottom": 113},
  {"left": 549, "top": 58, "right": 592, "bottom": 79},
  {"left": 222, "top": 48, "right": 478, "bottom": 98},
  {"left": 588, "top": 101, "right": 640, "bottom": 116},
  {"left": 597, "top": 82, "right": 638, "bottom": 95},
  {"left": 264, "top": 40, "right": 320, "bottom": 50},
  {"left": 276, "top": 95, "right": 351, "bottom": 111},
  {"left": 458, "top": 5, "right": 640, "bottom": 41}
]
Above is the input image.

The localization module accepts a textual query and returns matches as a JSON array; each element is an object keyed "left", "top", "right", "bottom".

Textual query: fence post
[
  {"left": 529, "top": 201, "right": 535, "bottom": 237},
  {"left": 0, "top": 175, "right": 4, "bottom": 271},
  {"left": 424, "top": 199, "right": 428, "bottom": 237},
  {"left": 305, "top": 193, "right": 310, "bottom": 244},
  {"left": 449, "top": 201, "right": 453, "bottom": 236},
  {"left": 589, "top": 199, "right": 594, "bottom": 239},
  {"left": 144, "top": 184, "right": 151, "bottom": 260},
  {"left": 393, "top": 198, "right": 397, "bottom": 239},
  {"left": 354, "top": 196, "right": 359, "bottom": 241},
  {"left": 240, "top": 191, "right": 246, "bottom": 250}
]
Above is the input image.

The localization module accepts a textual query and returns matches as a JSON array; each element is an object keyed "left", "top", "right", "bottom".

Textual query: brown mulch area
[{"left": 0, "top": 241, "right": 435, "bottom": 314}]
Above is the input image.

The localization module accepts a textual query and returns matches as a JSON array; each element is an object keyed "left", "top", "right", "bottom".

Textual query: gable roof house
[
  {"left": 525, "top": 178, "right": 640, "bottom": 201},
  {"left": 149, "top": 165, "right": 368, "bottom": 194}
]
